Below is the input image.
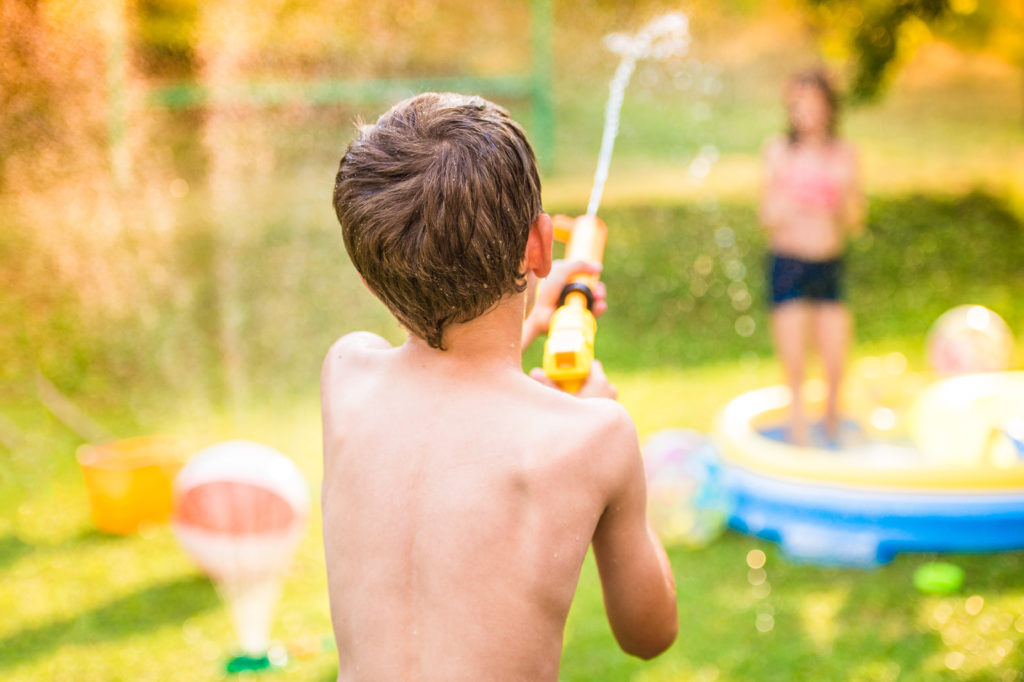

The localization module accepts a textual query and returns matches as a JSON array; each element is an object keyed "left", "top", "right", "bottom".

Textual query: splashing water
[{"left": 586, "top": 13, "right": 691, "bottom": 216}]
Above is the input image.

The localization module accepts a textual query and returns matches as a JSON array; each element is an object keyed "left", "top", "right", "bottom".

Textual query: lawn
[
  {"left": 3, "top": 16, "right": 1024, "bottom": 682},
  {"left": 3, "top": 186, "right": 1024, "bottom": 680}
]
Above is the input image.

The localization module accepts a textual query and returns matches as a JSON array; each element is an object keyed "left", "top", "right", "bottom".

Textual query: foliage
[
  {"left": 524, "top": 191, "right": 1024, "bottom": 375},
  {"left": 806, "top": 0, "right": 1024, "bottom": 103},
  {"left": 4, "top": 186, "right": 1020, "bottom": 429}
]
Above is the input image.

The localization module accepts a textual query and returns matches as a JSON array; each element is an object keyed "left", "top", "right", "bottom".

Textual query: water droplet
[
  {"left": 934, "top": 602, "right": 954, "bottom": 625},
  {"left": 687, "top": 156, "right": 712, "bottom": 181},
  {"left": 884, "top": 352, "right": 907, "bottom": 375},
  {"left": 870, "top": 407, "right": 896, "bottom": 431},
  {"left": 857, "top": 356, "right": 883, "bottom": 379},
  {"left": 731, "top": 295, "right": 752, "bottom": 312},
  {"left": 735, "top": 316, "right": 756, "bottom": 337},
  {"left": 169, "top": 178, "right": 189, "bottom": 198},
  {"left": 698, "top": 196, "right": 720, "bottom": 214},
  {"left": 714, "top": 227, "right": 735, "bottom": 248},
  {"left": 966, "top": 594, "right": 984, "bottom": 615},
  {"left": 724, "top": 260, "right": 746, "bottom": 281},
  {"left": 268, "top": 645, "right": 289, "bottom": 666},
  {"left": 693, "top": 664, "right": 720, "bottom": 682},
  {"left": 747, "top": 568, "right": 767, "bottom": 585},
  {"left": 702, "top": 75, "right": 722, "bottom": 96},
  {"left": 942, "top": 624, "right": 964, "bottom": 646},
  {"left": 755, "top": 612, "right": 775, "bottom": 632},
  {"left": 694, "top": 254, "right": 714, "bottom": 276},
  {"left": 741, "top": 352, "right": 759, "bottom": 372},
  {"left": 944, "top": 651, "right": 965, "bottom": 670},
  {"left": 746, "top": 549, "right": 766, "bottom": 569}
]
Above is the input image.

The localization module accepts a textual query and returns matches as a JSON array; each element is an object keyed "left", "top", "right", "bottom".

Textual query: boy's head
[{"left": 333, "top": 92, "right": 543, "bottom": 349}]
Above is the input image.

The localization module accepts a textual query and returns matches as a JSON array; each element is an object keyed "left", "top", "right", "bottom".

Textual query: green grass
[
  {"left": 3, "top": 188, "right": 1024, "bottom": 681},
  {"left": 4, "top": 361, "right": 1024, "bottom": 681}
]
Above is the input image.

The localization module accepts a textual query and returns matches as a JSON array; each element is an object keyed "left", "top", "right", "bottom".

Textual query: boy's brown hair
[{"left": 333, "top": 92, "right": 543, "bottom": 349}]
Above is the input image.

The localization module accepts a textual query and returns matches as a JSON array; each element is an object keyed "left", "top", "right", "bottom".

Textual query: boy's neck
[{"left": 400, "top": 292, "right": 527, "bottom": 371}]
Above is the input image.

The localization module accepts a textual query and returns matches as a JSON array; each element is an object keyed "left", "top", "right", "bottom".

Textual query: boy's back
[
  {"left": 325, "top": 93, "right": 677, "bottom": 681},
  {"left": 323, "top": 331, "right": 669, "bottom": 680}
]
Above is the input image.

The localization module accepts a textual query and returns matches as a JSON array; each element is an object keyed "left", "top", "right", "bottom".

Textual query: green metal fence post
[{"left": 530, "top": 0, "right": 555, "bottom": 173}]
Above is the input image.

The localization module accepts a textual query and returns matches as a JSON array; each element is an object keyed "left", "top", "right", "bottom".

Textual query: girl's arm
[
  {"left": 759, "top": 138, "right": 788, "bottom": 233},
  {"left": 841, "top": 144, "right": 866, "bottom": 236}
]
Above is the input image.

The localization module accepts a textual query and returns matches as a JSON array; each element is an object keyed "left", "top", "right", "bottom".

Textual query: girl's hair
[{"left": 786, "top": 68, "right": 839, "bottom": 144}]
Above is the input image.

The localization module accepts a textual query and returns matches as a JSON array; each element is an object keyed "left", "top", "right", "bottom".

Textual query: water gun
[{"left": 542, "top": 214, "right": 608, "bottom": 393}]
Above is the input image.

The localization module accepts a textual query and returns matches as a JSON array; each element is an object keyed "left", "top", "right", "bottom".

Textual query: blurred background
[{"left": 2, "top": 1, "right": 1024, "bottom": 680}]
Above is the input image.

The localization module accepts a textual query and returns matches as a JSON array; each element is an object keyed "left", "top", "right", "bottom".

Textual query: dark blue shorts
[{"left": 769, "top": 254, "right": 843, "bottom": 306}]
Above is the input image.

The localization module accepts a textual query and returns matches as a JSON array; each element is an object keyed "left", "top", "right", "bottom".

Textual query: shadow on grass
[
  {"left": 563, "top": 533, "right": 953, "bottom": 682},
  {"left": 0, "top": 527, "right": 137, "bottom": 568},
  {"left": 0, "top": 574, "right": 218, "bottom": 670},
  {"left": 0, "top": 534, "right": 32, "bottom": 571},
  {"left": 680, "top": 537, "right": 1024, "bottom": 681}
]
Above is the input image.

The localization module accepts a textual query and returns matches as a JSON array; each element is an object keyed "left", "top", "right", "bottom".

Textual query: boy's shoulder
[
  {"left": 323, "top": 331, "right": 392, "bottom": 365},
  {"left": 321, "top": 331, "right": 393, "bottom": 390},
  {"left": 527, "top": 385, "right": 641, "bottom": 480}
]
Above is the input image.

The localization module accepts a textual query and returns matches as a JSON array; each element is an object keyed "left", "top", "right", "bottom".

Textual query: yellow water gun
[{"left": 542, "top": 214, "right": 608, "bottom": 393}]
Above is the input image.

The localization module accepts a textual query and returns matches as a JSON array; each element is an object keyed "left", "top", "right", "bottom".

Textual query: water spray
[
  {"left": 587, "top": 13, "right": 690, "bottom": 216},
  {"left": 543, "top": 13, "right": 690, "bottom": 392}
]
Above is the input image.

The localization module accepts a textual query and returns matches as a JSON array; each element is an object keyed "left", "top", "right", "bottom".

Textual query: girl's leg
[
  {"left": 772, "top": 301, "right": 810, "bottom": 444},
  {"left": 813, "top": 302, "right": 851, "bottom": 441}
]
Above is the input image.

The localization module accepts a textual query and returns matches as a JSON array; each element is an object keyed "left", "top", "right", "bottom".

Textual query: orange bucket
[{"left": 77, "top": 436, "right": 190, "bottom": 534}]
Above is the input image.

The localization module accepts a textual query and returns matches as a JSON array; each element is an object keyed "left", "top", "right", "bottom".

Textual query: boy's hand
[
  {"left": 529, "top": 359, "right": 618, "bottom": 400},
  {"left": 523, "top": 259, "right": 607, "bottom": 347}
]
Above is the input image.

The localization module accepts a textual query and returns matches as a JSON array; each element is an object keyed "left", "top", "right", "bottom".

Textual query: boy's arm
[{"left": 590, "top": 405, "right": 678, "bottom": 659}]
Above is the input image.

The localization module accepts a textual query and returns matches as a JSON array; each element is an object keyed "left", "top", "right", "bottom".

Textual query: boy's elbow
[
  {"left": 616, "top": 604, "right": 678, "bottom": 660},
  {"left": 620, "top": 619, "right": 678, "bottom": 660}
]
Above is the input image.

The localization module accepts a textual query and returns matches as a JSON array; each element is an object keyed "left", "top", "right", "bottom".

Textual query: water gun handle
[{"left": 542, "top": 214, "right": 608, "bottom": 393}]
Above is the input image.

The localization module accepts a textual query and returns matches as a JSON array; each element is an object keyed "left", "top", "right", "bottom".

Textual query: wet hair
[
  {"left": 333, "top": 92, "right": 543, "bottom": 349},
  {"left": 785, "top": 68, "right": 839, "bottom": 144}
]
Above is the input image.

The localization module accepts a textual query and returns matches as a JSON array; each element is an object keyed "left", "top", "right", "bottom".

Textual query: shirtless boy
[{"left": 323, "top": 92, "right": 677, "bottom": 680}]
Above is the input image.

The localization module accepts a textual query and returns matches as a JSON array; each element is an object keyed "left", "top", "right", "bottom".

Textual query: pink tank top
[{"left": 779, "top": 161, "right": 841, "bottom": 211}]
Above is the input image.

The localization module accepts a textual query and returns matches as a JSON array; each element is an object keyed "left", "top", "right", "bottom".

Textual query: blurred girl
[{"left": 760, "top": 68, "right": 865, "bottom": 445}]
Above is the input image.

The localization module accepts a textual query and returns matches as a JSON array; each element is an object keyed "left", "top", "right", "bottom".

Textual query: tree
[{"left": 805, "top": 0, "right": 1024, "bottom": 105}]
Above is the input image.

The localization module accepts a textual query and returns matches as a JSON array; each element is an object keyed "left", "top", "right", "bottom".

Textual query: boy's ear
[{"left": 524, "top": 212, "right": 553, "bottom": 278}]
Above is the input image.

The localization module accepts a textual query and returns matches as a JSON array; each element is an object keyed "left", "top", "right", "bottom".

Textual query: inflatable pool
[{"left": 714, "top": 372, "right": 1024, "bottom": 567}]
